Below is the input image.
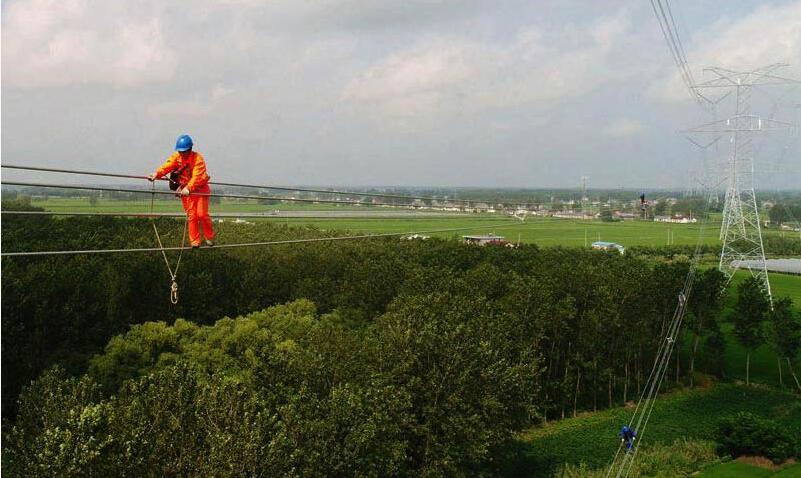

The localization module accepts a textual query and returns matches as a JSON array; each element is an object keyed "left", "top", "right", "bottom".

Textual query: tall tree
[
  {"left": 770, "top": 296, "right": 801, "bottom": 391},
  {"left": 732, "top": 277, "right": 770, "bottom": 385},
  {"left": 686, "top": 269, "right": 726, "bottom": 387}
]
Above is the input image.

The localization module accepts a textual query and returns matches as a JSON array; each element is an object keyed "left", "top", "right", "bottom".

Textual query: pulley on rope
[
  {"left": 149, "top": 182, "right": 188, "bottom": 305},
  {"left": 170, "top": 280, "right": 179, "bottom": 305}
]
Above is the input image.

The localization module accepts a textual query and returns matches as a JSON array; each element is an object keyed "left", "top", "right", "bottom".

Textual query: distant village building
[
  {"left": 654, "top": 215, "right": 697, "bottom": 224},
  {"left": 402, "top": 234, "right": 430, "bottom": 240},
  {"left": 592, "top": 241, "right": 625, "bottom": 254},
  {"left": 463, "top": 234, "right": 507, "bottom": 246},
  {"left": 613, "top": 211, "right": 638, "bottom": 220},
  {"left": 471, "top": 202, "right": 495, "bottom": 212},
  {"left": 552, "top": 211, "right": 598, "bottom": 220}
]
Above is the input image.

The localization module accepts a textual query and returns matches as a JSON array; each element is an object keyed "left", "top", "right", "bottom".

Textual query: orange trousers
[{"left": 181, "top": 184, "right": 215, "bottom": 246}]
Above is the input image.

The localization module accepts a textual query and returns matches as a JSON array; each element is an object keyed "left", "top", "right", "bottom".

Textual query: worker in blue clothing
[{"left": 619, "top": 425, "right": 637, "bottom": 453}]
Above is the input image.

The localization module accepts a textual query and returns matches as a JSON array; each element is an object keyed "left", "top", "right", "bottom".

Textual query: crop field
[
  {"left": 15, "top": 197, "right": 798, "bottom": 249},
  {"left": 509, "top": 384, "right": 801, "bottom": 477},
  {"left": 14, "top": 196, "right": 774, "bottom": 247},
  {"left": 697, "top": 461, "right": 801, "bottom": 477},
  {"left": 725, "top": 270, "right": 801, "bottom": 308}
]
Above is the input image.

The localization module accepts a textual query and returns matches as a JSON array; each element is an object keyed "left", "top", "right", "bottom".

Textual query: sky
[{"left": 2, "top": 0, "right": 801, "bottom": 189}]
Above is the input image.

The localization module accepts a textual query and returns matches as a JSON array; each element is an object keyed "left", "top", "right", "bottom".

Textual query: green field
[
  {"left": 725, "top": 271, "right": 801, "bottom": 309},
  {"left": 697, "top": 461, "right": 801, "bottom": 477},
  {"left": 509, "top": 384, "right": 801, "bottom": 477},
  {"left": 9, "top": 197, "right": 738, "bottom": 247},
  {"left": 9, "top": 193, "right": 796, "bottom": 247},
  {"left": 19, "top": 196, "right": 798, "bottom": 249},
  {"left": 714, "top": 271, "right": 801, "bottom": 387}
]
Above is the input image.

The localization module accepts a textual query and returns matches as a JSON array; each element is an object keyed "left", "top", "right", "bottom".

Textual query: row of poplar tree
[{"left": 2, "top": 205, "right": 799, "bottom": 475}]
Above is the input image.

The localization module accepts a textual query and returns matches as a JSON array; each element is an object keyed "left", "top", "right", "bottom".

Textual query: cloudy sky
[{"left": 3, "top": 0, "right": 801, "bottom": 189}]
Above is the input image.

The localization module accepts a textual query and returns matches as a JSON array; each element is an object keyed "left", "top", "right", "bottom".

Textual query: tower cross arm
[{"left": 682, "top": 116, "right": 798, "bottom": 133}]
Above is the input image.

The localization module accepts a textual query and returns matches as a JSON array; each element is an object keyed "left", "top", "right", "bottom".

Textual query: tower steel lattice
[{"left": 685, "top": 64, "right": 800, "bottom": 305}]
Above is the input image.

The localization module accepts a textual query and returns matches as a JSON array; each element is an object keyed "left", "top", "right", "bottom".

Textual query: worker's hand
[
  {"left": 147, "top": 173, "right": 157, "bottom": 182},
  {"left": 180, "top": 187, "right": 190, "bottom": 196}
]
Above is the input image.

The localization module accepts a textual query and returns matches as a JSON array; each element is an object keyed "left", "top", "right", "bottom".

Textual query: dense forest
[{"left": 1, "top": 202, "right": 798, "bottom": 476}]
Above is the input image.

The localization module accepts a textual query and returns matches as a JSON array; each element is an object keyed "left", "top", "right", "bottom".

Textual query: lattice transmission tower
[{"left": 685, "top": 64, "right": 800, "bottom": 305}]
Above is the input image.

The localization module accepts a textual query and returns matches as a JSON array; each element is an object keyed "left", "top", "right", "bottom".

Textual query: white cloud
[
  {"left": 340, "top": 40, "right": 473, "bottom": 115},
  {"left": 2, "top": 0, "right": 176, "bottom": 89},
  {"left": 146, "top": 100, "right": 210, "bottom": 119},
  {"left": 3, "top": 1, "right": 791, "bottom": 188},
  {"left": 603, "top": 118, "right": 644, "bottom": 138},
  {"left": 649, "top": 2, "right": 801, "bottom": 102},
  {"left": 698, "top": 3, "right": 801, "bottom": 69},
  {"left": 340, "top": 13, "right": 636, "bottom": 119}
]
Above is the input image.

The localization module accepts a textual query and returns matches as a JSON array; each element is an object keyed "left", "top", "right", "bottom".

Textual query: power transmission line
[
  {"left": 0, "top": 210, "right": 478, "bottom": 219},
  {"left": 1, "top": 221, "right": 530, "bottom": 257},
  {"left": 1, "top": 164, "right": 527, "bottom": 208},
  {"left": 649, "top": 0, "right": 705, "bottom": 105},
  {"left": 606, "top": 190, "right": 715, "bottom": 478},
  {"left": 1, "top": 180, "right": 505, "bottom": 212}
]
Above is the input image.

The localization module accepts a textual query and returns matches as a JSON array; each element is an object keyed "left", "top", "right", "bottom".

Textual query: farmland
[
  {"left": 696, "top": 461, "right": 801, "bottom": 477},
  {"left": 509, "top": 384, "right": 801, "bottom": 477},
  {"left": 21, "top": 196, "right": 798, "bottom": 248}
]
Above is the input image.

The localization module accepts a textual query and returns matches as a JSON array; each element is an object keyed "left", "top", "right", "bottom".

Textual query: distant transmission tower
[
  {"left": 686, "top": 64, "right": 800, "bottom": 304},
  {"left": 580, "top": 176, "right": 589, "bottom": 211}
]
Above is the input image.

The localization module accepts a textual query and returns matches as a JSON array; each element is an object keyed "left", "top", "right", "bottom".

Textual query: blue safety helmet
[
  {"left": 621, "top": 426, "right": 631, "bottom": 433},
  {"left": 175, "top": 134, "right": 193, "bottom": 152}
]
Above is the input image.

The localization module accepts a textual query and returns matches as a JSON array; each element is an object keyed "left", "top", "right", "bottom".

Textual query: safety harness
[
  {"left": 150, "top": 181, "right": 188, "bottom": 304},
  {"left": 168, "top": 163, "right": 188, "bottom": 191}
]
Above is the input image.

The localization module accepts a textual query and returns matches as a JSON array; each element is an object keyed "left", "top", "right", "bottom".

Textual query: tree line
[{"left": 2, "top": 202, "right": 799, "bottom": 475}]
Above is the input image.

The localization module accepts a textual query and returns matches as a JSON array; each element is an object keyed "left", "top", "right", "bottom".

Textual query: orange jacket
[{"left": 155, "top": 151, "right": 210, "bottom": 192}]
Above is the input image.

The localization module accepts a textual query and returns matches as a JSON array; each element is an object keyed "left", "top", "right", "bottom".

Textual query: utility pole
[{"left": 685, "top": 64, "right": 800, "bottom": 305}]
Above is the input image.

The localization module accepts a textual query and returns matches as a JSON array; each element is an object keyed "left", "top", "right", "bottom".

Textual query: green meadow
[
  {"left": 697, "top": 461, "right": 801, "bottom": 477},
  {"left": 22, "top": 196, "right": 787, "bottom": 247},
  {"left": 710, "top": 271, "right": 801, "bottom": 388},
  {"left": 509, "top": 384, "right": 801, "bottom": 477}
]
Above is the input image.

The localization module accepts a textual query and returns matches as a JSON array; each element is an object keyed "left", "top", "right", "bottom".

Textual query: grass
[
  {"left": 556, "top": 439, "right": 719, "bottom": 477},
  {"left": 9, "top": 197, "right": 745, "bottom": 247},
  {"left": 724, "top": 271, "right": 801, "bottom": 310},
  {"left": 508, "top": 384, "right": 801, "bottom": 477},
  {"left": 774, "top": 465, "right": 801, "bottom": 477},
  {"left": 12, "top": 197, "right": 797, "bottom": 249},
  {"left": 697, "top": 462, "right": 801, "bottom": 477},
  {"left": 712, "top": 271, "right": 801, "bottom": 387}
]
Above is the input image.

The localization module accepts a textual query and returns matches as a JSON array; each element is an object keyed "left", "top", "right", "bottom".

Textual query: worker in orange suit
[{"left": 148, "top": 134, "right": 215, "bottom": 248}]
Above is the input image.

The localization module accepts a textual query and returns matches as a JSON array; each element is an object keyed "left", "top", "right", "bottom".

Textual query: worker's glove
[
  {"left": 180, "top": 187, "right": 191, "bottom": 196},
  {"left": 147, "top": 173, "right": 157, "bottom": 182}
]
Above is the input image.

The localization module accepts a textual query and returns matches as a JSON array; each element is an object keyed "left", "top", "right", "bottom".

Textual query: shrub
[
  {"left": 556, "top": 439, "right": 718, "bottom": 477},
  {"left": 715, "top": 411, "right": 799, "bottom": 463}
]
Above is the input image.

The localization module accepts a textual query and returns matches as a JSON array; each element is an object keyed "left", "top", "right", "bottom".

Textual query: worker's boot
[{"left": 205, "top": 239, "right": 215, "bottom": 247}]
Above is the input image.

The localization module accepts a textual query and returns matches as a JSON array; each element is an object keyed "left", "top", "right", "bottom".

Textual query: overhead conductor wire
[
  {"left": 607, "top": 190, "right": 714, "bottom": 478},
  {"left": 1, "top": 164, "right": 536, "bottom": 209},
  {"left": 1, "top": 221, "right": 530, "bottom": 257}
]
